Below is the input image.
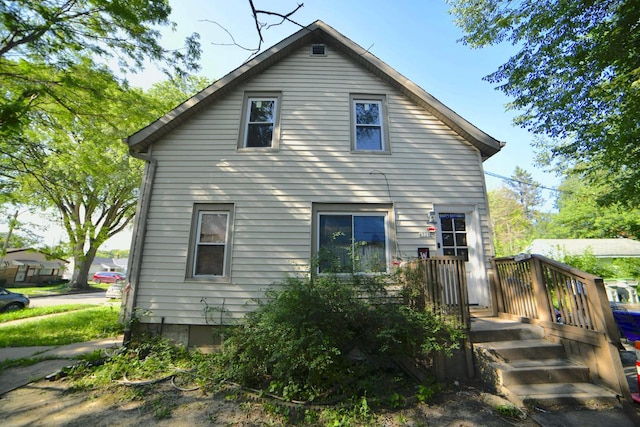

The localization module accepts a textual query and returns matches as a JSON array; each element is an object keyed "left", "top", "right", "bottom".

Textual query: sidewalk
[{"left": 0, "top": 335, "right": 123, "bottom": 395}]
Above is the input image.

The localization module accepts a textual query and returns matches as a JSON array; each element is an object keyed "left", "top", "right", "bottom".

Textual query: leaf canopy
[{"left": 448, "top": 0, "right": 640, "bottom": 205}]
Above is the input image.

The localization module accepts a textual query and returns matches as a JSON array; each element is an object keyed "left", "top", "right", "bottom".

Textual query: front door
[{"left": 437, "top": 210, "right": 486, "bottom": 305}]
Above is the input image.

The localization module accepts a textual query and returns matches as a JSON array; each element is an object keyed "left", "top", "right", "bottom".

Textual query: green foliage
[
  {"left": 214, "top": 268, "right": 465, "bottom": 402},
  {"left": 488, "top": 167, "right": 546, "bottom": 256},
  {"left": 0, "top": 304, "right": 93, "bottom": 323},
  {"left": 541, "top": 174, "right": 640, "bottom": 239},
  {"left": 0, "top": 306, "right": 122, "bottom": 347},
  {"left": 561, "top": 249, "right": 616, "bottom": 278},
  {"left": 448, "top": 0, "right": 640, "bottom": 207},
  {"left": 0, "top": 0, "right": 201, "bottom": 132}
]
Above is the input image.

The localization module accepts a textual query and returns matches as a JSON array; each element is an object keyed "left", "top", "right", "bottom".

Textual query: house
[
  {"left": 123, "top": 21, "right": 503, "bottom": 345},
  {"left": 0, "top": 248, "right": 67, "bottom": 286},
  {"left": 527, "top": 238, "right": 640, "bottom": 259},
  {"left": 63, "top": 257, "right": 128, "bottom": 280}
]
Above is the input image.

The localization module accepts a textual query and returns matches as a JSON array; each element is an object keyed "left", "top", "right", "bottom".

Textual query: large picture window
[
  {"left": 188, "top": 204, "right": 234, "bottom": 280},
  {"left": 350, "top": 94, "right": 389, "bottom": 153},
  {"left": 238, "top": 92, "right": 281, "bottom": 150},
  {"left": 314, "top": 204, "right": 392, "bottom": 274}
]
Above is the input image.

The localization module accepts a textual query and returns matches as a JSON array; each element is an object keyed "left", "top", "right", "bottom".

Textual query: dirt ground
[{"left": 0, "top": 377, "right": 541, "bottom": 426}]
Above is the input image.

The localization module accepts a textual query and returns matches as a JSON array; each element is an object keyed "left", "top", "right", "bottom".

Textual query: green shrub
[{"left": 214, "top": 268, "right": 465, "bottom": 402}]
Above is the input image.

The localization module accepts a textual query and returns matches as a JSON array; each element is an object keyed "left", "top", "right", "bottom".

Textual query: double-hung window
[
  {"left": 188, "top": 204, "right": 234, "bottom": 280},
  {"left": 314, "top": 204, "right": 393, "bottom": 274},
  {"left": 239, "top": 92, "right": 281, "bottom": 150},
  {"left": 350, "top": 94, "right": 389, "bottom": 153}
]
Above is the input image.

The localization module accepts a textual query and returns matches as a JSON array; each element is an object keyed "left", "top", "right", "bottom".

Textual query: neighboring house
[
  {"left": 123, "top": 21, "right": 503, "bottom": 345},
  {"left": 64, "top": 257, "right": 129, "bottom": 280},
  {"left": 0, "top": 248, "right": 67, "bottom": 286},
  {"left": 527, "top": 238, "right": 640, "bottom": 260}
]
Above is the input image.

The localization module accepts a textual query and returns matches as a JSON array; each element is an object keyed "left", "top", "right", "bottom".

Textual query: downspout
[{"left": 122, "top": 141, "right": 157, "bottom": 345}]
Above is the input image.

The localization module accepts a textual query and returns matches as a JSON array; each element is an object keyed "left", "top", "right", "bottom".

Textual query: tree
[
  {"left": 488, "top": 168, "right": 545, "bottom": 256},
  {"left": 505, "top": 166, "right": 544, "bottom": 221},
  {"left": 0, "top": 0, "right": 201, "bottom": 132},
  {"left": 7, "top": 75, "right": 210, "bottom": 289},
  {"left": 540, "top": 174, "right": 640, "bottom": 239},
  {"left": 488, "top": 187, "right": 531, "bottom": 256},
  {"left": 448, "top": 0, "right": 640, "bottom": 206}
]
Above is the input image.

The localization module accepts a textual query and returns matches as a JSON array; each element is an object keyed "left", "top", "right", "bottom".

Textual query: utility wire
[{"left": 484, "top": 170, "right": 565, "bottom": 194}]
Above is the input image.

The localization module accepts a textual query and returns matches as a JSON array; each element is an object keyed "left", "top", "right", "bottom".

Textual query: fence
[{"left": 401, "top": 256, "right": 470, "bottom": 329}]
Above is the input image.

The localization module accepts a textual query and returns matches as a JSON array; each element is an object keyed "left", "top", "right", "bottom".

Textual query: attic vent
[{"left": 311, "top": 44, "right": 327, "bottom": 56}]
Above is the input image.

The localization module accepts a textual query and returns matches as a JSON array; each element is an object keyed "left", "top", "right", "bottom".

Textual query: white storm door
[{"left": 437, "top": 210, "right": 486, "bottom": 305}]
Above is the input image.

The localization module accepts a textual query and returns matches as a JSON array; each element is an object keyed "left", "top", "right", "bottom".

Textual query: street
[{"left": 29, "top": 292, "right": 113, "bottom": 308}]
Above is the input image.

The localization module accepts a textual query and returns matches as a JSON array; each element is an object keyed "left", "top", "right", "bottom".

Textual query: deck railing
[
  {"left": 491, "top": 254, "right": 630, "bottom": 400},
  {"left": 492, "top": 254, "right": 618, "bottom": 334},
  {"left": 401, "top": 256, "right": 470, "bottom": 329}
]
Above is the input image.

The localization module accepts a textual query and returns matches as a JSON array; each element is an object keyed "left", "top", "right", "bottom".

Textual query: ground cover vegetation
[
  {"left": 67, "top": 265, "right": 467, "bottom": 425},
  {"left": 0, "top": 305, "right": 122, "bottom": 347},
  {"left": 0, "top": 303, "right": 93, "bottom": 323}
]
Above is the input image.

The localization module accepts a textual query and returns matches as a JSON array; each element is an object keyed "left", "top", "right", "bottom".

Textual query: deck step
[
  {"left": 472, "top": 319, "right": 622, "bottom": 410},
  {"left": 504, "top": 382, "right": 620, "bottom": 409},
  {"left": 498, "top": 360, "right": 590, "bottom": 385},
  {"left": 475, "top": 339, "right": 565, "bottom": 361}
]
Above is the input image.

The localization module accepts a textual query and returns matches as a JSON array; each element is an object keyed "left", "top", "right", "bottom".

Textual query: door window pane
[{"left": 439, "top": 213, "right": 469, "bottom": 261}]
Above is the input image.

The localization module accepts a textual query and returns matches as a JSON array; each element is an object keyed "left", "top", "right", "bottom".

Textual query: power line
[{"left": 484, "top": 170, "right": 564, "bottom": 193}]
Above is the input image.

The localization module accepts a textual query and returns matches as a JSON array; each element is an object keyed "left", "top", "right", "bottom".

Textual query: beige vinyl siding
[{"left": 135, "top": 44, "right": 493, "bottom": 325}]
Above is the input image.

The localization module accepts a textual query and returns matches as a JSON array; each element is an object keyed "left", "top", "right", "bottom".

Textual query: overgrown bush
[{"left": 213, "top": 267, "right": 466, "bottom": 401}]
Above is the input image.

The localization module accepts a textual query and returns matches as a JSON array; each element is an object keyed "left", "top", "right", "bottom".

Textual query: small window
[
  {"left": 238, "top": 92, "right": 281, "bottom": 150},
  {"left": 313, "top": 204, "right": 394, "bottom": 274},
  {"left": 311, "top": 44, "right": 327, "bottom": 56},
  {"left": 350, "top": 94, "right": 390, "bottom": 153},
  {"left": 187, "top": 204, "right": 234, "bottom": 280}
]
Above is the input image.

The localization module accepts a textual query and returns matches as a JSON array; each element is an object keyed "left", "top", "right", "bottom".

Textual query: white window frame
[
  {"left": 238, "top": 92, "right": 282, "bottom": 151},
  {"left": 312, "top": 203, "right": 394, "bottom": 274},
  {"left": 187, "top": 204, "right": 234, "bottom": 281},
  {"left": 350, "top": 94, "right": 390, "bottom": 154}
]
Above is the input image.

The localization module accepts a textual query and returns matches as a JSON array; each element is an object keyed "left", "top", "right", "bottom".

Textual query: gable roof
[
  {"left": 125, "top": 20, "right": 503, "bottom": 160},
  {"left": 527, "top": 239, "right": 640, "bottom": 258},
  {"left": 2, "top": 248, "right": 67, "bottom": 267}
]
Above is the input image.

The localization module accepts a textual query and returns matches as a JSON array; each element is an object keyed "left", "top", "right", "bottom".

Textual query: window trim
[
  {"left": 349, "top": 94, "right": 390, "bottom": 154},
  {"left": 238, "top": 91, "right": 282, "bottom": 151},
  {"left": 186, "top": 203, "right": 234, "bottom": 282},
  {"left": 311, "top": 203, "right": 395, "bottom": 274}
]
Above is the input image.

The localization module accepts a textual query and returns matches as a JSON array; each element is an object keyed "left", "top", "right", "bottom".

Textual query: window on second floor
[
  {"left": 350, "top": 94, "right": 390, "bottom": 153},
  {"left": 238, "top": 92, "right": 281, "bottom": 150}
]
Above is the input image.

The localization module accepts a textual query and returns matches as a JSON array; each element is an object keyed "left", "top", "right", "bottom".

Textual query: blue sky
[{"left": 127, "top": 0, "right": 561, "bottom": 204}]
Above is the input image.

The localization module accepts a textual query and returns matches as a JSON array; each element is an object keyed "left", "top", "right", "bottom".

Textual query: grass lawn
[
  {"left": 0, "top": 304, "right": 95, "bottom": 323},
  {"left": 7, "top": 282, "right": 109, "bottom": 296},
  {"left": 0, "top": 306, "right": 123, "bottom": 347}
]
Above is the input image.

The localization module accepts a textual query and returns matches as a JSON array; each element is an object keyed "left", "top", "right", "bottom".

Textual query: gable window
[
  {"left": 238, "top": 92, "right": 281, "bottom": 150},
  {"left": 313, "top": 204, "right": 393, "bottom": 274},
  {"left": 187, "top": 204, "right": 234, "bottom": 280},
  {"left": 350, "top": 94, "right": 390, "bottom": 153}
]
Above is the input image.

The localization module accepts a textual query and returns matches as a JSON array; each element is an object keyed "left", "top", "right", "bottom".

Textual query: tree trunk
[{"left": 68, "top": 245, "right": 99, "bottom": 290}]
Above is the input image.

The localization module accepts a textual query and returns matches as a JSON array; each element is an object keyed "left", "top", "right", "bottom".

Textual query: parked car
[
  {"left": 105, "top": 283, "right": 123, "bottom": 299},
  {"left": 610, "top": 302, "right": 640, "bottom": 341},
  {"left": 92, "top": 271, "right": 126, "bottom": 284},
  {"left": 0, "top": 288, "right": 30, "bottom": 312}
]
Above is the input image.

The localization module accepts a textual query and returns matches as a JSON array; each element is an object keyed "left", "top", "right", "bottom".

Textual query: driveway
[{"left": 30, "top": 291, "right": 110, "bottom": 307}]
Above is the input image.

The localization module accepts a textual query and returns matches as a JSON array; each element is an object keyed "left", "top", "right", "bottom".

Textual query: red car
[{"left": 92, "top": 271, "right": 126, "bottom": 284}]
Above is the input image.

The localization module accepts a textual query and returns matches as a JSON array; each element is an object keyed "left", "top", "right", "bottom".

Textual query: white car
[{"left": 105, "top": 283, "right": 123, "bottom": 299}]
